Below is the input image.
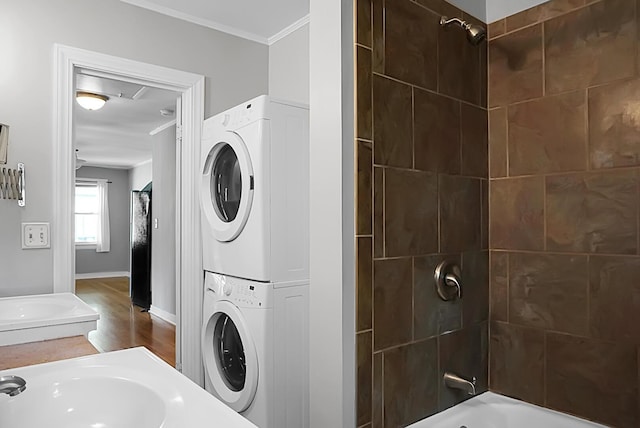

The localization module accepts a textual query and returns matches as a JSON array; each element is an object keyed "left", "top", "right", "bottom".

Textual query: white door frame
[{"left": 52, "top": 44, "right": 205, "bottom": 384}]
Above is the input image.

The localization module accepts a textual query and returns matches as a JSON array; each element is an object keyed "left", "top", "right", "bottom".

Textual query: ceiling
[
  {"left": 74, "top": 68, "right": 180, "bottom": 169},
  {"left": 120, "top": 0, "right": 310, "bottom": 44}
]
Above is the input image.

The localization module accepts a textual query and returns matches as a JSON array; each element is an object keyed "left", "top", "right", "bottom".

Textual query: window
[
  {"left": 75, "top": 183, "right": 99, "bottom": 245},
  {"left": 74, "top": 179, "right": 110, "bottom": 252}
]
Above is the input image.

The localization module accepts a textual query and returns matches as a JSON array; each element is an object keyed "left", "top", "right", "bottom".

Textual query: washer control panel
[{"left": 205, "top": 272, "right": 270, "bottom": 308}]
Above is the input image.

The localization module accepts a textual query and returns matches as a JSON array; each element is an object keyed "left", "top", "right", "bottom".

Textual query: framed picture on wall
[{"left": 0, "top": 124, "right": 8, "bottom": 164}]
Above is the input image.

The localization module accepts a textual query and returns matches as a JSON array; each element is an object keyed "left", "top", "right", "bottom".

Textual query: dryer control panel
[{"left": 205, "top": 272, "right": 272, "bottom": 308}]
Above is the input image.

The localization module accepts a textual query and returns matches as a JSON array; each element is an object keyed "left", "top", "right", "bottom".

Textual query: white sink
[
  {"left": 2, "top": 376, "right": 166, "bottom": 428},
  {"left": 0, "top": 293, "right": 99, "bottom": 346},
  {"left": 0, "top": 347, "right": 258, "bottom": 428}
]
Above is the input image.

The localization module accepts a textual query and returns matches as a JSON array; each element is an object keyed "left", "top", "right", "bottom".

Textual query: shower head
[{"left": 440, "top": 16, "right": 487, "bottom": 46}]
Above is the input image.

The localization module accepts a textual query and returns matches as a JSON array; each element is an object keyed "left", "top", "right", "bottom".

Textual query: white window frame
[{"left": 74, "top": 180, "right": 100, "bottom": 249}]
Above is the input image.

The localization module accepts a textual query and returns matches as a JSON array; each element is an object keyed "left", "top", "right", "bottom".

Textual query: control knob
[{"left": 223, "top": 282, "right": 233, "bottom": 296}]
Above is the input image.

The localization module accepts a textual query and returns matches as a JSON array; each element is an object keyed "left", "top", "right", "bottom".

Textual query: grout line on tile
[
  {"left": 543, "top": 174, "right": 547, "bottom": 252},
  {"left": 505, "top": 107, "right": 510, "bottom": 178},
  {"left": 382, "top": 167, "right": 386, "bottom": 258},
  {"left": 489, "top": 1, "right": 600, "bottom": 42},
  {"left": 541, "top": 21, "right": 546, "bottom": 97},
  {"left": 381, "top": 351, "right": 385, "bottom": 427},
  {"left": 357, "top": 137, "right": 374, "bottom": 144},
  {"left": 370, "top": 71, "right": 485, "bottom": 109},
  {"left": 411, "top": 257, "right": 415, "bottom": 341},
  {"left": 412, "top": 87, "right": 416, "bottom": 170},
  {"left": 584, "top": 88, "right": 590, "bottom": 172},
  {"left": 506, "top": 252, "right": 510, "bottom": 323},
  {"left": 373, "top": 162, "right": 486, "bottom": 179},
  {"left": 586, "top": 254, "right": 591, "bottom": 338},
  {"left": 489, "top": 164, "right": 640, "bottom": 180},
  {"left": 459, "top": 102, "right": 464, "bottom": 174},
  {"left": 355, "top": 42, "right": 373, "bottom": 51},
  {"left": 437, "top": 173, "right": 442, "bottom": 253},
  {"left": 436, "top": 335, "right": 441, "bottom": 410},
  {"left": 381, "top": 0, "right": 386, "bottom": 74}
]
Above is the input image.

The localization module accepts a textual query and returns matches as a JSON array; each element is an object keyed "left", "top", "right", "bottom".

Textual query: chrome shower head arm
[
  {"left": 440, "top": 15, "right": 486, "bottom": 46},
  {"left": 439, "top": 16, "right": 470, "bottom": 30}
]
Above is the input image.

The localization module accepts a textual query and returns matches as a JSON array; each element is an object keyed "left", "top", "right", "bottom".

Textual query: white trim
[
  {"left": 268, "top": 14, "right": 310, "bottom": 45},
  {"left": 53, "top": 44, "right": 205, "bottom": 385},
  {"left": 150, "top": 305, "right": 177, "bottom": 325},
  {"left": 149, "top": 119, "right": 176, "bottom": 136},
  {"left": 120, "top": 0, "right": 269, "bottom": 45},
  {"left": 309, "top": 0, "right": 356, "bottom": 427},
  {"left": 75, "top": 243, "right": 98, "bottom": 249},
  {"left": 82, "top": 163, "right": 134, "bottom": 170},
  {"left": 132, "top": 158, "right": 153, "bottom": 168},
  {"left": 75, "top": 271, "right": 130, "bottom": 279}
]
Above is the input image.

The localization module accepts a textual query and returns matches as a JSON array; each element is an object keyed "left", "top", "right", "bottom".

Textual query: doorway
[
  {"left": 72, "top": 68, "right": 181, "bottom": 365},
  {"left": 53, "top": 44, "right": 205, "bottom": 382}
]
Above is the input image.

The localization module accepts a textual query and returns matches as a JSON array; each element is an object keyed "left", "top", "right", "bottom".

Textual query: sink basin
[
  {"left": 1, "top": 376, "right": 166, "bottom": 428},
  {"left": 0, "top": 293, "right": 99, "bottom": 346},
  {"left": 0, "top": 347, "right": 258, "bottom": 428},
  {"left": 0, "top": 301, "right": 73, "bottom": 322}
]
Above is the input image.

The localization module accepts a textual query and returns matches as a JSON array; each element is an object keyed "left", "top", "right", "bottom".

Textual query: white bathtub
[
  {"left": 0, "top": 293, "right": 99, "bottom": 346},
  {"left": 408, "top": 392, "right": 607, "bottom": 428}
]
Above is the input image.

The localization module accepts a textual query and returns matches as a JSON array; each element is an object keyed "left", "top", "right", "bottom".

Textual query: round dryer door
[
  {"left": 201, "top": 131, "right": 254, "bottom": 242},
  {"left": 202, "top": 300, "right": 258, "bottom": 412}
]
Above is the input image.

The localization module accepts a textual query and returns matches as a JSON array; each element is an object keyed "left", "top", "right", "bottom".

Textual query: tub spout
[
  {"left": 0, "top": 375, "right": 27, "bottom": 396},
  {"left": 443, "top": 372, "right": 476, "bottom": 395}
]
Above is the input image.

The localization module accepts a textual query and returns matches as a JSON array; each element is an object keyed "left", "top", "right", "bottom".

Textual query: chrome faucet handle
[
  {"left": 444, "top": 272, "right": 462, "bottom": 299},
  {"left": 434, "top": 261, "right": 462, "bottom": 301}
]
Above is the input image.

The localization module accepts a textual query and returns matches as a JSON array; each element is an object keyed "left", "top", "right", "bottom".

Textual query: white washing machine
[
  {"left": 200, "top": 95, "right": 309, "bottom": 283},
  {"left": 201, "top": 271, "right": 309, "bottom": 428}
]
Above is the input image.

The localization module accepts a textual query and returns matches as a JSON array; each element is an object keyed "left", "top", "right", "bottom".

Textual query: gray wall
[
  {"left": 129, "top": 161, "right": 152, "bottom": 191},
  {"left": 486, "top": 0, "right": 548, "bottom": 22},
  {"left": 0, "top": 0, "right": 268, "bottom": 297},
  {"left": 75, "top": 167, "right": 130, "bottom": 275},
  {"left": 429, "top": 0, "right": 551, "bottom": 22},
  {"left": 269, "top": 24, "right": 310, "bottom": 105},
  {"left": 151, "top": 127, "right": 176, "bottom": 317},
  {"left": 447, "top": 0, "right": 489, "bottom": 21}
]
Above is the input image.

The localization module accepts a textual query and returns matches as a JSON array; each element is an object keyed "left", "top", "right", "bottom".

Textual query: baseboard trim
[
  {"left": 150, "top": 305, "right": 177, "bottom": 326},
  {"left": 75, "top": 271, "right": 130, "bottom": 279}
]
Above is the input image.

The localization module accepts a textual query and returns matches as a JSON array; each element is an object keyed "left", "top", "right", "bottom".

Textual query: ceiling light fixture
[{"left": 76, "top": 91, "right": 109, "bottom": 111}]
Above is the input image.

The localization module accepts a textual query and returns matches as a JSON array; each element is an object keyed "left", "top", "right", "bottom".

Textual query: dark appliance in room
[{"left": 131, "top": 188, "right": 152, "bottom": 309}]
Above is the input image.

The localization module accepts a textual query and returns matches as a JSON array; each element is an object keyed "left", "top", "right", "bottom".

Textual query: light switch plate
[{"left": 22, "top": 222, "right": 50, "bottom": 249}]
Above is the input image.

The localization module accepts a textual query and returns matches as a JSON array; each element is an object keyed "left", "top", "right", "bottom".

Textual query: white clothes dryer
[
  {"left": 201, "top": 272, "right": 309, "bottom": 428},
  {"left": 200, "top": 95, "right": 309, "bottom": 283}
]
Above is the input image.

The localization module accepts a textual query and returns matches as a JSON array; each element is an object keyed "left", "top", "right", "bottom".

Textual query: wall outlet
[{"left": 22, "top": 222, "right": 50, "bottom": 249}]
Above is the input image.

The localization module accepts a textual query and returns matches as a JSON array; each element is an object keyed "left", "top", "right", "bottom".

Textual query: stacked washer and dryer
[{"left": 199, "top": 95, "right": 309, "bottom": 428}]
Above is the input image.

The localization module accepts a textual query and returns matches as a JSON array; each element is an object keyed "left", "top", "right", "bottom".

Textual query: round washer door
[
  {"left": 201, "top": 131, "right": 254, "bottom": 242},
  {"left": 202, "top": 299, "right": 258, "bottom": 412}
]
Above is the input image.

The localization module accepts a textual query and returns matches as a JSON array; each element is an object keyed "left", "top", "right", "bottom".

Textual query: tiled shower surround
[
  {"left": 355, "top": 0, "right": 640, "bottom": 427},
  {"left": 355, "top": 0, "right": 489, "bottom": 427},
  {"left": 488, "top": 0, "right": 640, "bottom": 427}
]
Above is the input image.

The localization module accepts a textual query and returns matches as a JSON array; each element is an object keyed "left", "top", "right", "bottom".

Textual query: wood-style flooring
[
  {"left": 0, "top": 336, "right": 99, "bottom": 371},
  {"left": 76, "top": 277, "right": 176, "bottom": 366}
]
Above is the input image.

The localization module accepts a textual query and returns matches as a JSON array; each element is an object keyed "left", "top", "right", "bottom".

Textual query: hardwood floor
[
  {"left": 76, "top": 277, "right": 176, "bottom": 366},
  {"left": 0, "top": 336, "right": 98, "bottom": 371}
]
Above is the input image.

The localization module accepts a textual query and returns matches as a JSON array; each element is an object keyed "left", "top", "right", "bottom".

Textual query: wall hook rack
[{"left": 0, "top": 163, "right": 25, "bottom": 206}]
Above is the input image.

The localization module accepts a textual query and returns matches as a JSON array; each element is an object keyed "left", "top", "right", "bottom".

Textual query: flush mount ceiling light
[{"left": 76, "top": 91, "right": 109, "bottom": 111}]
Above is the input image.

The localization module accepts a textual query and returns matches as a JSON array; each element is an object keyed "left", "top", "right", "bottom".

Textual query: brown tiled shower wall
[
  {"left": 354, "top": 0, "right": 489, "bottom": 427},
  {"left": 357, "top": 0, "right": 640, "bottom": 427},
  {"left": 488, "top": 0, "right": 640, "bottom": 427}
]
